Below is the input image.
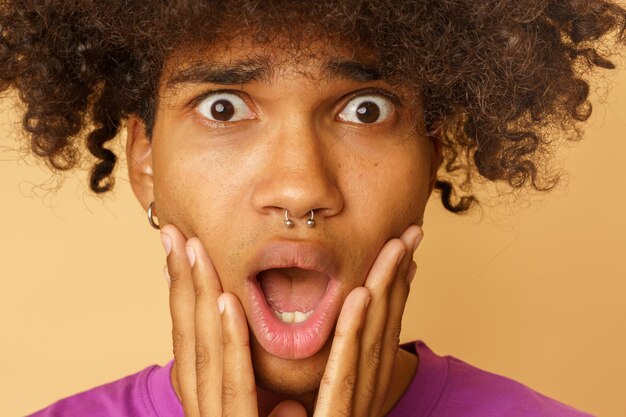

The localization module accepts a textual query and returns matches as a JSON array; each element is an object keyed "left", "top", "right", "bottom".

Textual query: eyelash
[
  {"left": 188, "top": 88, "right": 244, "bottom": 109},
  {"left": 188, "top": 87, "right": 404, "bottom": 121},
  {"left": 342, "top": 88, "right": 403, "bottom": 109}
]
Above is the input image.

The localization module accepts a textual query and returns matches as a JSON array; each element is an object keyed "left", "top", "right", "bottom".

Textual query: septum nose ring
[
  {"left": 284, "top": 209, "right": 295, "bottom": 228},
  {"left": 306, "top": 210, "right": 315, "bottom": 227},
  {"left": 284, "top": 209, "right": 315, "bottom": 228}
]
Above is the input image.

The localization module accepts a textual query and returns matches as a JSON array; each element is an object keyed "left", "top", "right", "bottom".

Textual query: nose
[{"left": 251, "top": 120, "right": 344, "bottom": 224}]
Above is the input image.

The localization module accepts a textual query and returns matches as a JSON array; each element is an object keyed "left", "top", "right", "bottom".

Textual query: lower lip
[{"left": 248, "top": 276, "right": 342, "bottom": 360}]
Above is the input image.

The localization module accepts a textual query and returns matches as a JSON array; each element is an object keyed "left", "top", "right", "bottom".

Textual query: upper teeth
[{"left": 274, "top": 310, "right": 314, "bottom": 323}]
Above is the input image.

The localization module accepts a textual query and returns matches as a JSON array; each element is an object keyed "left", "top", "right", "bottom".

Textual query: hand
[
  {"left": 315, "top": 225, "right": 422, "bottom": 416},
  {"left": 161, "top": 223, "right": 422, "bottom": 417},
  {"left": 162, "top": 224, "right": 304, "bottom": 417}
]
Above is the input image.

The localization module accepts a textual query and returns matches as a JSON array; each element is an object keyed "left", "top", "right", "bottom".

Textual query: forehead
[{"left": 161, "top": 36, "right": 383, "bottom": 89}]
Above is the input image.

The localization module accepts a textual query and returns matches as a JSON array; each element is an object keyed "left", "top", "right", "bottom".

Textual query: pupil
[
  {"left": 356, "top": 101, "right": 380, "bottom": 123},
  {"left": 211, "top": 99, "right": 235, "bottom": 121}
]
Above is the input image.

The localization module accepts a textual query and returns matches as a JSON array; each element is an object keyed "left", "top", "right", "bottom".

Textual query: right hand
[{"left": 162, "top": 223, "right": 309, "bottom": 417}]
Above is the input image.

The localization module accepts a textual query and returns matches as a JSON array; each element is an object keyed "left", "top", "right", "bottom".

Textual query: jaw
[{"left": 249, "top": 330, "right": 334, "bottom": 395}]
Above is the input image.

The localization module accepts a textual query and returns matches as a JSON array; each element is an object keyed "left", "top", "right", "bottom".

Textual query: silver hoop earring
[
  {"left": 284, "top": 209, "right": 294, "bottom": 228},
  {"left": 148, "top": 201, "right": 160, "bottom": 230},
  {"left": 306, "top": 210, "right": 315, "bottom": 228}
]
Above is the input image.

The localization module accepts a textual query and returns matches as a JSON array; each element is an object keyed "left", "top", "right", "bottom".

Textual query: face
[{"left": 130, "top": 36, "right": 438, "bottom": 395}]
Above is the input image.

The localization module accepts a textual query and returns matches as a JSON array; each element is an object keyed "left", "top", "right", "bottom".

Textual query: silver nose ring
[
  {"left": 284, "top": 209, "right": 295, "bottom": 228},
  {"left": 283, "top": 209, "right": 316, "bottom": 228}
]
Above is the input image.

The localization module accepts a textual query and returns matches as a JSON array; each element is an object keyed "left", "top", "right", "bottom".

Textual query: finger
[
  {"left": 314, "top": 287, "right": 370, "bottom": 417},
  {"left": 353, "top": 236, "right": 410, "bottom": 416},
  {"left": 161, "top": 224, "right": 200, "bottom": 417},
  {"left": 220, "top": 292, "right": 259, "bottom": 417},
  {"left": 268, "top": 400, "right": 308, "bottom": 417},
  {"left": 369, "top": 228, "right": 423, "bottom": 415},
  {"left": 186, "top": 237, "right": 224, "bottom": 417}
]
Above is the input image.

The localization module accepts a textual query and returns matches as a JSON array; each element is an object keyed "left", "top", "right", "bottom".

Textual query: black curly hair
[{"left": 1, "top": 0, "right": 625, "bottom": 212}]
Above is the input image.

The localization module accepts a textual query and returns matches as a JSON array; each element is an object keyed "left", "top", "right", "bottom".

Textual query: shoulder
[
  {"left": 26, "top": 360, "right": 179, "bottom": 417},
  {"left": 440, "top": 354, "right": 593, "bottom": 417},
  {"left": 391, "top": 341, "right": 594, "bottom": 417}
]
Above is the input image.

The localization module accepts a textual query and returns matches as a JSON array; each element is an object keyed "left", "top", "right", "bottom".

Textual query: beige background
[{"left": 1, "top": 65, "right": 625, "bottom": 417}]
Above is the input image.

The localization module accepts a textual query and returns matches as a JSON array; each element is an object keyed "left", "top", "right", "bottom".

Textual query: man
[{"left": 5, "top": 1, "right": 621, "bottom": 415}]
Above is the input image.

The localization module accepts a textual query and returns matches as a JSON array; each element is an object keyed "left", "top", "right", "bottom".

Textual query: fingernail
[
  {"left": 163, "top": 265, "right": 171, "bottom": 288},
  {"left": 407, "top": 261, "right": 417, "bottom": 284},
  {"left": 412, "top": 231, "right": 424, "bottom": 253},
  {"left": 160, "top": 232, "right": 172, "bottom": 256},
  {"left": 217, "top": 295, "right": 225, "bottom": 314},
  {"left": 186, "top": 244, "right": 196, "bottom": 267},
  {"left": 396, "top": 249, "right": 406, "bottom": 267}
]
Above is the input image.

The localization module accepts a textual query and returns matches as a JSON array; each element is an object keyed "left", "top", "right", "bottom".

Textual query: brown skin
[{"left": 127, "top": 39, "right": 440, "bottom": 415}]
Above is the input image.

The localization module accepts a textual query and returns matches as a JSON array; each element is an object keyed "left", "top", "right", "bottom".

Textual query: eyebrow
[
  {"left": 166, "top": 58, "right": 271, "bottom": 87},
  {"left": 165, "top": 57, "right": 383, "bottom": 88},
  {"left": 325, "top": 59, "right": 382, "bottom": 82}
]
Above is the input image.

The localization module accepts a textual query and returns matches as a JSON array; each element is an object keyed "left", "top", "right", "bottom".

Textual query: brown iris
[
  {"left": 211, "top": 99, "right": 235, "bottom": 121},
  {"left": 356, "top": 101, "right": 380, "bottom": 123}
]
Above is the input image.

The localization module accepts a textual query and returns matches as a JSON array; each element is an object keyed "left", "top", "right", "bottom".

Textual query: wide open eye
[
  {"left": 196, "top": 92, "right": 255, "bottom": 122},
  {"left": 337, "top": 94, "right": 394, "bottom": 124}
]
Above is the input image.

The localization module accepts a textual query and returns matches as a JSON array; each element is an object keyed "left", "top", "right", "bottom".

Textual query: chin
[{"left": 250, "top": 335, "right": 332, "bottom": 395}]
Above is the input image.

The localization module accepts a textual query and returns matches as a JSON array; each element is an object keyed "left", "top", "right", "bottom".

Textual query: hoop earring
[{"left": 148, "top": 201, "right": 160, "bottom": 230}]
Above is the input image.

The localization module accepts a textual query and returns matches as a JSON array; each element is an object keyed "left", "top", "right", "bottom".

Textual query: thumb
[{"left": 268, "top": 400, "right": 308, "bottom": 417}]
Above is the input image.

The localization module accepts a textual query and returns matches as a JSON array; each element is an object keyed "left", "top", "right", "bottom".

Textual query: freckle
[{"left": 374, "top": 162, "right": 379, "bottom": 167}]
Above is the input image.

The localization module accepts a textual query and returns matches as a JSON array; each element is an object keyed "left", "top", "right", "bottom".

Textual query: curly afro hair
[{"left": 1, "top": 0, "right": 625, "bottom": 212}]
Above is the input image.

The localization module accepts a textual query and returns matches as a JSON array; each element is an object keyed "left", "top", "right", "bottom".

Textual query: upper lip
[{"left": 248, "top": 240, "right": 341, "bottom": 281}]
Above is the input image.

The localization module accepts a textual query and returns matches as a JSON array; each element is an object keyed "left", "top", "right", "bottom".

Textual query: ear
[
  {"left": 126, "top": 115, "right": 154, "bottom": 211},
  {"left": 427, "top": 136, "right": 442, "bottom": 196}
]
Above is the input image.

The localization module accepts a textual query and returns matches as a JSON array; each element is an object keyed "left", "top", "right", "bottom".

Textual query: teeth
[
  {"left": 293, "top": 311, "right": 308, "bottom": 323},
  {"left": 273, "top": 309, "right": 314, "bottom": 323},
  {"left": 280, "top": 311, "right": 294, "bottom": 323}
]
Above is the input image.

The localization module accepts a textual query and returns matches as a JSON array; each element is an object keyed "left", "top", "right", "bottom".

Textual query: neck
[{"left": 171, "top": 347, "right": 418, "bottom": 416}]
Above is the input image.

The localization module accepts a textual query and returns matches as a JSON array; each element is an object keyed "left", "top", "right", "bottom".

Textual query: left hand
[{"left": 313, "top": 224, "right": 422, "bottom": 416}]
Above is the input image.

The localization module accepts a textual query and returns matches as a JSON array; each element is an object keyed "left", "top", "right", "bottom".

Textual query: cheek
[
  {"left": 151, "top": 128, "right": 266, "bottom": 291},
  {"left": 345, "top": 139, "right": 430, "bottom": 228},
  {"left": 335, "top": 138, "right": 430, "bottom": 281},
  {"left": 151, "top": 132, "right": 251, "bottom": 272}
]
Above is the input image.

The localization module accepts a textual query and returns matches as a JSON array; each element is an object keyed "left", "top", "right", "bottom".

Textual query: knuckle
[
  {"left": 222, "top": 379, "right": 256, "bottom": 405},
  {"left": 196, "top": 377, "right": 210, "bottom": 404},
  {"left": 342, "top": 367, "right": 357, "bottom": 395},
  {"left": 222, "top": 379, "right": 238, "bottom": 402},
  {"left": 364, "top": 373, "right": 377, "bottom": 398},
  {"left": 334, "top": 327, "right": 355, "bottom": 342},
  {"left": 397, "top": 275, "right": 411, "bottom": 297},
  {"left": 192, "top": 274, "right": 208, "bottom": 295},
  {"left": 171, "top": 328, "right": 188, "bottom": 355},
  {"left": 320, "top": 373, "right": 333, "bottom": 388},
  {"left": 386, "top": 325, "right": 402, "bottom": 354},
  {"left": 367, "top": 341, "right": 382, "bottom": 373},
  {"left": 168, "top": 268, "right": 183, "bottom": 285},
  {"left": 336, "top": 407, "right": 352, "bottom": 417},
  {"left": 221, "top": 331, "right": 250, "bottom": 350},
  {"left": 195, "top": 344, "right": 210, "bottom": 370},
  {"left": 193, "top": 282, "right": 205, "bottom": 298}
]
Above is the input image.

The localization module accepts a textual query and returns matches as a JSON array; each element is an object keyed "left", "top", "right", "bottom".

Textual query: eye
[
  {"left": 196, "top": 92, "right": 255, "bottom": 122},
  {"left": 337, "top": 94, "right": 394, "bottom": 124}
]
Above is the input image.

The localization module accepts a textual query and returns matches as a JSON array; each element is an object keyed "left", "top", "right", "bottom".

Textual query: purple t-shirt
[{"left": 27, "top": 341, "right": 594, "bottom": 417}]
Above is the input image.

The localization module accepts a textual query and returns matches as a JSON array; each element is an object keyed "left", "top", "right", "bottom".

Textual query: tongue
[{"left": 257, "top": 268, "right": 330, "bottom": 313}]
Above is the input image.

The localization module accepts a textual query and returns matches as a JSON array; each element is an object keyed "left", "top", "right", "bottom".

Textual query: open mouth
[
  {"left": 246, "top": 241, "right": 344, "bottom": 360},
  {"left": 256, "top": 267, "right": 331, "bottom": 324}
]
